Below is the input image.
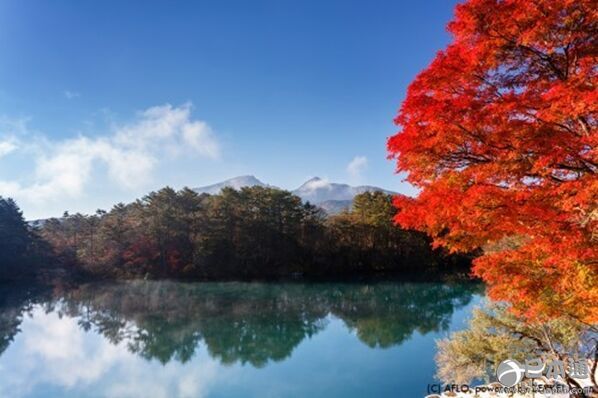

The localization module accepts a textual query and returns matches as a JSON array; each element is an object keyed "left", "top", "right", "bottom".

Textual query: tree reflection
[
  {"left": 328, "top": 283, "right": 477, "bottom": 348},
  {"left": 0, "top": 285, "right": 52, "bottom": 355},
  {"left": 0, "top": 281, "right": 481, "bottom": 366}
]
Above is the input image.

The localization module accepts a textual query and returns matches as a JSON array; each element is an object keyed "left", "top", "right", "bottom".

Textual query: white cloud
[
  {"left": 0, "top": 138, "right": 17, "bottom": 158},
  {"left": 0, "top": 103, "right": 220, "bottom": 205},
  {"left": 182, "top": 121, "right": 219, "bottom": 158},
  {"left": 64, "top": 90, "right": 80, "bottom": 99},
  {"left": 346, "top": 156, "right": 367, "bottom": 180}
]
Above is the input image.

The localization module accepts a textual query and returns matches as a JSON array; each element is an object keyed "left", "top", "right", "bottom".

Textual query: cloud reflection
[{"left": 0, "top": 307, "right": 220, "bottom": 398}]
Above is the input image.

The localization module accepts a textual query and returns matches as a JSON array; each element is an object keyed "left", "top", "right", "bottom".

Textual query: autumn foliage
[{"left": 388, "top": 0, "right": 597, "bottom": 322}]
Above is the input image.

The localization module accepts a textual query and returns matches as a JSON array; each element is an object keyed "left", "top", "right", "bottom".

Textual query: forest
[{"left": 0, "top": 187, "right": 470, "bottom": 282}]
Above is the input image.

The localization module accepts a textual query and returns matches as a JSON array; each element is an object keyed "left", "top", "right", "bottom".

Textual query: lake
[{"left": 0, "top": 281, "right": 483, "bottom": 398}]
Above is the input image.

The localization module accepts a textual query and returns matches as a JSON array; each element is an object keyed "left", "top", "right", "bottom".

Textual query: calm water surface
[{"left": 0, "top": 281, "right": 483, "bottom": 398}]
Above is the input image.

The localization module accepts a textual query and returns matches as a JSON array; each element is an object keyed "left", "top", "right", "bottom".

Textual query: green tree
[
  {"left": 0, "top": 198, "right": 30, "bottom": 262},
  {"left": 352, "top": 191, "right": 395, "bottom": 227},
  {"left": 0, "top": 197, "right": 42, "bottom": 280}
]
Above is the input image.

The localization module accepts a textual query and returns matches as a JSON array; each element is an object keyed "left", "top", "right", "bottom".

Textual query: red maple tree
[{"left": 388, "top": 0, "right": 597, "bottom": 323}]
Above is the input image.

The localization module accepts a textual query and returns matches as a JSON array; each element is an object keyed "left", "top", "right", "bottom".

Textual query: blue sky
[{"left": 0, "top": 0, "right": 458, "bottom": 219}]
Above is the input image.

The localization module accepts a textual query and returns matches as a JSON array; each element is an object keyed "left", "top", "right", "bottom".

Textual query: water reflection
[
  {"left": 0, "top": 281, "right": 480, "bottom": 366},
  {"left": 0, "top": 284, "right": 52, "bottom": 356}
]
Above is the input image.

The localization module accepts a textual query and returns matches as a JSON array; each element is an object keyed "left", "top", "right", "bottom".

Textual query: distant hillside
[
  {"left": 193, "top": 175, "right": 397, "bottom": 214},
  {"left": 291, "top": 177, "right": 396, "bottom": 204},
  {"left": 316, "top": 200, "right": 353, "bottom": 215}
]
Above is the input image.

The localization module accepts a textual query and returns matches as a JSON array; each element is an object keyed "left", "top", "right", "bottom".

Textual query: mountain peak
[
  {"left": 227, "top": 175, "right": 262, "bottom": 184},
  {"left": 193, "top": 175, "right": 268, "bottom": 195},
  {"left": 295, "top": 177, "right": 332, "bottom": 192}
]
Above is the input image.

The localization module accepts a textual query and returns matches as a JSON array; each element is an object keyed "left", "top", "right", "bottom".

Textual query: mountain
[
  {"left": 316, "top": 200, "right": 353, "bottom": 215},
  {"left": 28, "top": 219, "right": 48, "bottom": 228},
  {"left": 193, "top": 175, "right": 396, "bottom": 215},
  {"left": 291, "top": 177, "right": 396, "bottom": 204},
  {"left": 193, "top": 175, "right": 270, "bottom": 195}
]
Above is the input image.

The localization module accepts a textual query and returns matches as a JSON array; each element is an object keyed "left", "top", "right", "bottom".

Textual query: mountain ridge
[
  {"left": 192, "top": 175, "right": 271, "bottom": 195},
  {"left": 193, "top": 175, "right": 397, "bottom": 214}
]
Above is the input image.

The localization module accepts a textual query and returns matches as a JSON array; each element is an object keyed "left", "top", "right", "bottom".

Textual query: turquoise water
[{"left": 0, "top": 281, "right": 483, "bottom": 398}]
